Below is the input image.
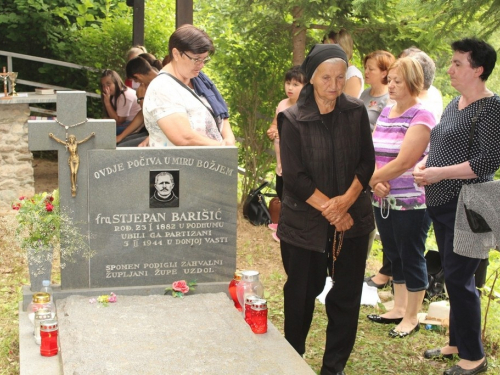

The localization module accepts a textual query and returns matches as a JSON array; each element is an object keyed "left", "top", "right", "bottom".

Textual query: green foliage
[{"left": 196, "top": 0, "right": 291, "bottom": 198}]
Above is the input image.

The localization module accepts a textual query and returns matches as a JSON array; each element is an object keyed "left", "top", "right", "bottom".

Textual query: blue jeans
[{"left": 374, "top": 208, "right": 431, "bottom": 291}]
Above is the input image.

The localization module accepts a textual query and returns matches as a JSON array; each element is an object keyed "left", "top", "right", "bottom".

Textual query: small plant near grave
[
  {"left": 165, "top": 280, "right": 197, "bottom": 298},
  {"left": 12, "top": 190, "right": 60, "bottom": 250},
  {"left": 12, "top": 189, "right": 94, "bottom": 268}
]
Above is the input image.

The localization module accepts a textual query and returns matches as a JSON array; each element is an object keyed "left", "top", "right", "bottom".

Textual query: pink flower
[
  {"left": 45, "top": 203, "right": 54, "bottom": 212},
  {"left": 172, "top": 280, "right": 190, "bottom": 294},
  {"left": 19, "top": 196, "right": 25, "bottom": 200},
  {"left": 12, "top": 203, "right": 20, "bottom": 210},
  {"left": 108, "top": 292, "right": 117, "bottom": 303}
]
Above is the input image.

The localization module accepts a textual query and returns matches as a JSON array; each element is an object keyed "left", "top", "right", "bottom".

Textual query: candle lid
[
  {"left": 251, "top": 299, "right": 267, "bottom": 310},
  {"left": 245, "top": 295, "right": 260, "bottom": 304},
  {"left": 233, "top": 269, "right": 244, "bottom": 280},
  {"left": 32, "top": 292, "right": 50, "bottom": 304},
  {"left": 241, "top": 270, "right": 259, "bottom": 282},
  {"left": 40, "top": 319, "right": 58, "bottom": 331}
]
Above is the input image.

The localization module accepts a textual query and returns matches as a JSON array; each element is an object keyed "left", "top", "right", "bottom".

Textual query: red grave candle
[{"left": 40, "top": 320, "right": 59, "bottom": 357}]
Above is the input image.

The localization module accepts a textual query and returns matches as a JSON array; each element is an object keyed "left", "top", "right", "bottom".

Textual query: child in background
[
  {"left": 125, "top": 45, "right": 148, "bottom": 89},
  {"left": 100, "top": 69, "right": 141, "bottom": 136},
  {"left": 266, "top": 66, "right": 307, "bottom": 240}
]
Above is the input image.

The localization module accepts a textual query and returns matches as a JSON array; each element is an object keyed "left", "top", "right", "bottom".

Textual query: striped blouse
[{"left": 372, "top": 103, "right": 436, "bottom": 210}]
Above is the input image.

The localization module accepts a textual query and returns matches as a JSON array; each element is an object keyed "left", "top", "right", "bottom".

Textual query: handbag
[
  {"left": 424, "top": 250, "right": 446, "bottom": 300},
  {"left": 463, "top": 100, "right": 492, "bottom": 234},
  {"left": 242, "top": 181, "right": 272, "bottom": 226}
]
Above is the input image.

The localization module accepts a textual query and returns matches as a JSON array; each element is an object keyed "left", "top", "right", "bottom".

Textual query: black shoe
[
  {"left": 364, "top": 275, "right": 390, "bottom": 289},
  {"left": 424, "top": 348, "right": 454, "bottom": 360},
  {"left": 367, "top": 314, "right": 403, "bottom": 324},
  {"left": 389, "top": 323, "right": 420, "bottom": 338},
  {"left": 443, "top": 358, "right": 487, "bottom": 375}
]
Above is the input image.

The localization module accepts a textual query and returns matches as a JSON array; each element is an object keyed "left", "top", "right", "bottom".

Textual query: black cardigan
[{"left": 277, "top": 87, "right": 375, "bottom": 252}]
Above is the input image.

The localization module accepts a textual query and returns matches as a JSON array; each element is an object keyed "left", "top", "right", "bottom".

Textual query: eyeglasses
[
  {"left": 182, "top": 51, "right": 211, "bottom": 65},
  {"left": 137, "top": 97, "right": 144, "bottom": 104}
]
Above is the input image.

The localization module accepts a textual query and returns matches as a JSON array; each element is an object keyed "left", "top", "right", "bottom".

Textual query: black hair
[
  {"left": 451, "top": 38, "right": 497, "bottom": 81},
  {"left": 284, "top": 65, "right": 307, "bottom": 85},
  {"left": 138, "top": 53, "right": 163, "bottom": 71},
  {"left": 126, "top": 56, "right": 154, "bottom": 79}
]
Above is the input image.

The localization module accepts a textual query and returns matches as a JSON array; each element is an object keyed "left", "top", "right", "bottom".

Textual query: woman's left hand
[
  {"left": 321, "top": 195, "right": 353, "bottom": 225},
  {"left": 333, "top": 212, "right": 354, "bottom": 232}
]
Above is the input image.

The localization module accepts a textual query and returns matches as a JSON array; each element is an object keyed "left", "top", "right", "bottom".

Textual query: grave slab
[{"left": 19, "top": 293, "right": 315, "bottom": 375}]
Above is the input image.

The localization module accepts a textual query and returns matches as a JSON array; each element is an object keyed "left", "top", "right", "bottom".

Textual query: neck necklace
[{"left": 55, "top": 118, "right": 89, "bottom": 143}]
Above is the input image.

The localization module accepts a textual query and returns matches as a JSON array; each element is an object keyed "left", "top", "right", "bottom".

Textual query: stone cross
[{"left": 28, "top": 91, "right": 116, "bottom": 289}]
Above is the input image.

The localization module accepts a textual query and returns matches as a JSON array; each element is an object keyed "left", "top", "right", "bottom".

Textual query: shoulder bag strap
[
  {"left": 466, "top": 100, "right": 485, "bottom": 160},
  {"left": 161, "top": 72, "right": 220, "bottom": 129}
]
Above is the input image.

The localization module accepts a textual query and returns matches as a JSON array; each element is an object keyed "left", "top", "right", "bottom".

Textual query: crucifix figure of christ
[{"left": 49, "top": 132, "right": 96, "bottom": 197}]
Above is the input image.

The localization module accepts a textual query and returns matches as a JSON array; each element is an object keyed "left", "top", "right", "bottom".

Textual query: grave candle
[
  {"left": 250, "top": 299, "right": 268, "bottom": 334},
  {"left": 40, "top": 320, "right": 59, "bottom": 356},
  {"left": 228, "top": 269, "right": 243, "bottom": 311},
  {"left": 244, "top": 295, "right": 260, "bottom": 326}
]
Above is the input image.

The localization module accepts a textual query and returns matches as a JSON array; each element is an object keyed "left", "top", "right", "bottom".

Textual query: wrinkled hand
[
  {"left": 413, "top": 167, "right": 443, "bottom": 186},
  {"left": 266, "top": 126, "right": 279, "bottom": 141},
  {"left": 373, "top": 181, "right": 391, "bottom": 198},
  {"left": 321, "top": 195, "right": 352, "bottom": 226},
  {"left": 333, "top": 212, "right": 354, "bottom": 232}
]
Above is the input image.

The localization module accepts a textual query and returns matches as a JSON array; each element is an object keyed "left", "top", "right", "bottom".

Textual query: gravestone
[
  {"left": 86, "top": 147, "right": 238, "bottom": 288},
  {"left": 27, "top": 90, "right": 238, "bottom": 294}
]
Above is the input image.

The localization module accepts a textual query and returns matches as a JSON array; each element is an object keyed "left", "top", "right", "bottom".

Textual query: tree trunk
[{"left": 291, "top": 6, "right": 306, "bottom": 66}]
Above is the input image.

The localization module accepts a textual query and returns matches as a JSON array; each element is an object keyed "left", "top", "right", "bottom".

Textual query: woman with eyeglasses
[{"left": 143, "top": 24, "right": 235, "bottom": 147}]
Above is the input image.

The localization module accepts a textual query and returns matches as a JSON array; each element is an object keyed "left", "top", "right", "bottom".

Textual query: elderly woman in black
[
  {"left": 414, "top": 38, "right": 500, "bottom": 375},
  {"left": 277, "top": 44, "right": 375, "bottom": 375}
]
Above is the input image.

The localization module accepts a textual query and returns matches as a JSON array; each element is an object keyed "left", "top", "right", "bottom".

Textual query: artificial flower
[{"left": 165, "top": 280, "right": 197, "bottom": 298}]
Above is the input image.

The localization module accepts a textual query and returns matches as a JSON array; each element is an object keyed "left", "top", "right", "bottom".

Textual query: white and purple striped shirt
[{"left": 372, "top": 103, "right": 436, "bottom": 210}]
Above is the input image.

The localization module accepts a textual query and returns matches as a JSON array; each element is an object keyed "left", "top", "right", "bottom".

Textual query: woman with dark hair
[
  {"left": 414, "top": 37, "right": 500, "bottom": 375},
  {"left": 100, "top": 69, "right": 141, "bottom": 135},
  {"left": 143, "top": 24, "right": 234, "bottom": 147},
  {"left": 277, "top": 43, "right": 375, "bottom": 375}
]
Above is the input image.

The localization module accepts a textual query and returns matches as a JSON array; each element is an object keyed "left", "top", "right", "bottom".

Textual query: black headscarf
[
  {"left": 298, "top": 44, "right": 348, "bottom": 104},
  {"left": 301, "top": 44, "right": 348, "bottom": 81}
]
